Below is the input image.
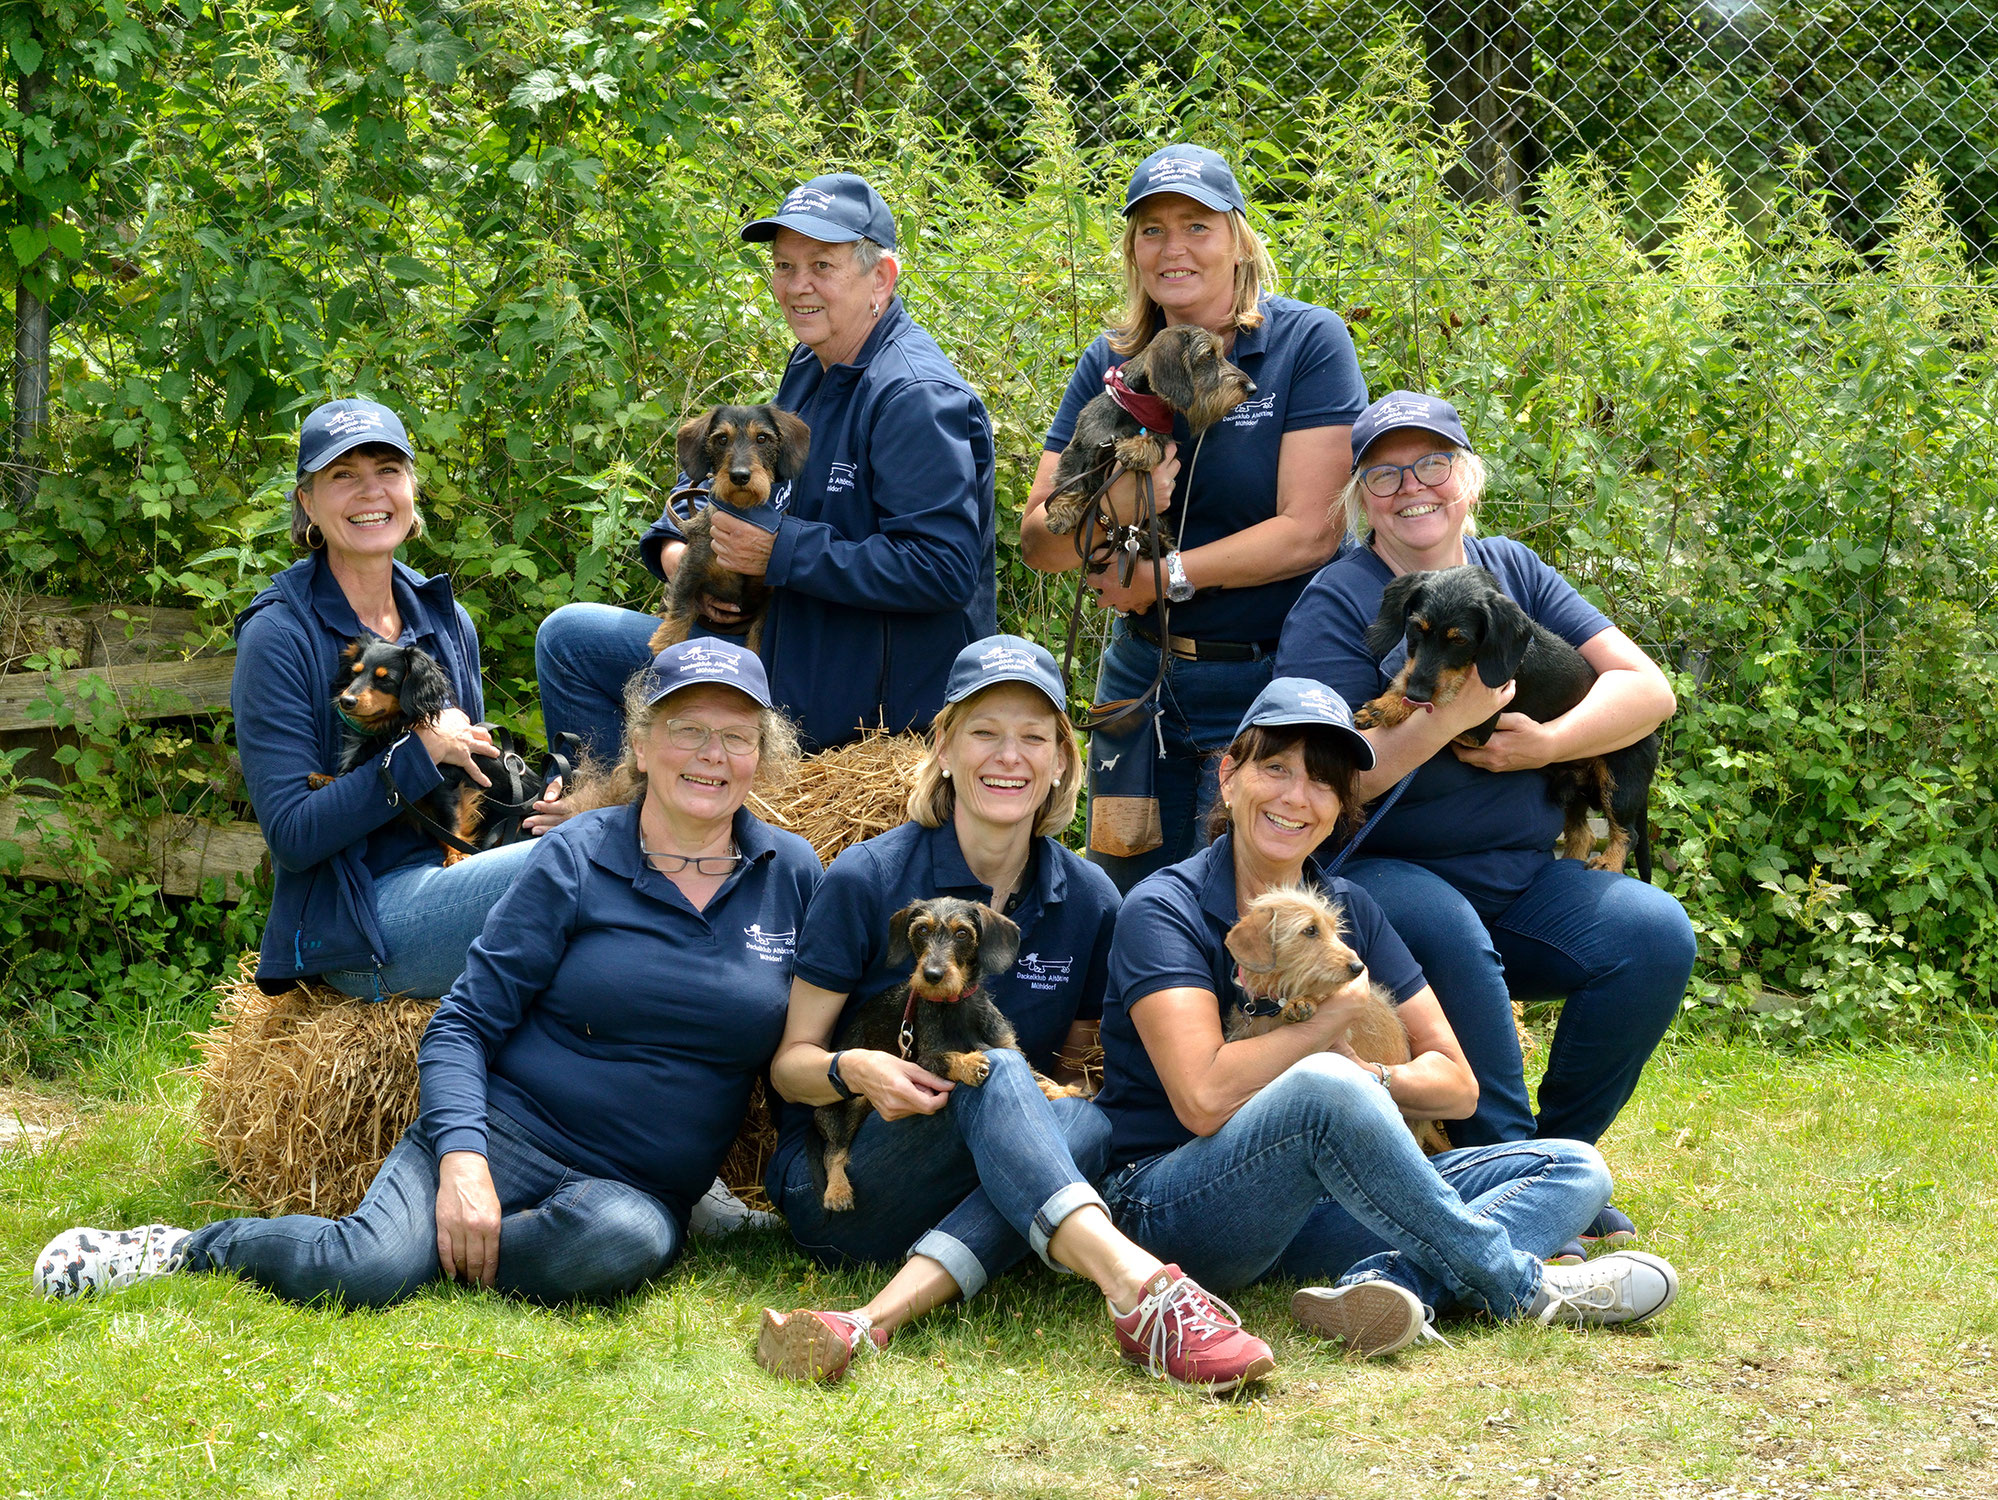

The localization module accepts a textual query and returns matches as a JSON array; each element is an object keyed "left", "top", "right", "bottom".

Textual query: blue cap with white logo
[
  {"left": 1123, "top": 144, "right": 1248, "bottom": 217},
  {"left": 639, "top": 639, "right": 773, "bottom": 710},
  {"left": 1235, "top": 678, "right": 1377, "bottom": 769},
  {"left": 741, "top": 172, "right": 898, "bottom": 249},
  {"left": 296, "top": 399, "right": 414, "bottom": 479},
  {"left": 944, "top": 634, "right": 1067, "bottom": 715},
  {"left": 1350, "top": 391, "right": 1471, "bottom": 465}
]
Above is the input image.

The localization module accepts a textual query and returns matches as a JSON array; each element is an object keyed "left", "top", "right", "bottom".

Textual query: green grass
[{"left": 5, "top": 1029, "right": 1998, "bottom": 1498}]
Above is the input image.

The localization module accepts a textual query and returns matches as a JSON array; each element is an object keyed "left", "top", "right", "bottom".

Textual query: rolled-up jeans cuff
[
  {"left": 910, "top": 1230, "right": 987, "bottom": 1301},
  {"left": 1030, "top": 1182, "right": 1106, "bottom": 1271}
]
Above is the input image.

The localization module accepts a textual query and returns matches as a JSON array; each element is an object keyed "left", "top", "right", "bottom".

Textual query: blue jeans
[
  {"left": 535, "top": 602, "right": 659, "bottom": 768},
  {"left": 773, "top": 1050, "right": 1111, "bottom": 1299},
  {"left": 1104, "top": 1052, "right": 1611, "bottom": 1312},
  {"left": 181, "top": 1107, "right": 680, "bottom": 1307},
  {"left": 322, "top": 837, "right": 540, "bottom": 1000},
  {"left": 1086, "top": 623, "right": 1274, "bottom": 893},
  {"left": 1343, "top": 856, "right": 1695, "bottom": 1147}
]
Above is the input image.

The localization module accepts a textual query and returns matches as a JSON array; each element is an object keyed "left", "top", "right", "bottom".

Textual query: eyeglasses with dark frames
[
  {"left": 639, "top": 843, "right": 744, "bottom": 876},
  {"left": 1359, "top": 451, "right": 1459, "bottom": 499}
]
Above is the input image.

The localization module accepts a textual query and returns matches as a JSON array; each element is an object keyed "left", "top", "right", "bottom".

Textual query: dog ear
[
  {"left": 769, "top": 408, "right": 811, "bottom": 479},
  {"left": 1225, "top": 905, "right": 1278, "bottom": 973},
  {"left": 676, "top": 409, "right": 720, "bottom": 484},
  {"left": 1366, "top": 574, "right": 1426, "bottom": 659},
  {"left": 339, "top": 639, "right": 364, "bottom": 668},
  {"left": 887, "top": 903, "right": 922, "bottom": 965},
  {"left": 400, "top": 647, "right": 455, "bottom": 725},
  {"left": 972, "top": 904, "right": 1021, "bottom": 975},
  {"left": 1137, "top": 331, "right": 1198, "bottom": 412},
  {"left": 1474, "top": 593, "right": 1533, "bottom": 689}
]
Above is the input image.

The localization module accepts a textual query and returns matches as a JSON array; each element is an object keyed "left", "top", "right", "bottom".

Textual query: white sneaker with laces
[
  {"left": 1532, "top": 1249, "right": 1679, "bottom": 1328},
  {"left": 33, "top": 1225, "right": 191, "bottom": 1300},
  {"left": 1290, "top": 1279, "right": 1451, "bottom": 1356},
  {"left": 688, "top": 1178, "right": 781, "bottom": 1237}
]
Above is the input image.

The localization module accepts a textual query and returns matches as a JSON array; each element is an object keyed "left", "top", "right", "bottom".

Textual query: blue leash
[{"left": 1321, "top": 769, "right": 1417, "bottom": 877}]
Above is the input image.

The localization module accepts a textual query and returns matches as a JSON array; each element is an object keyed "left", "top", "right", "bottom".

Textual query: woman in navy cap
[
  {"left": 1274, "top": 391, "right": 1694, "bottom": 1260},
  {"left": 1020, "top": 144, "right": 1369, "bottom": 891},
  {"left": 35, "top": 640, "right": 822, "bottom": 1308},
  {"left": 1095, "top": 678, "right": 1683, "bottom": 1357},
  {"left": 228, "top": 398, "right": 569, "bottom": 1002},
  {"left": 536, "top": 170, "right": 998, "bottom": 759},
  {"left": 758, "top": 635, "right": 1279, "bottom": 1395}
]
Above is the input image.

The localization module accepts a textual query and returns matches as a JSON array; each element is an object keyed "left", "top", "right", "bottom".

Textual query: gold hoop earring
[{"left": 304, "top": 522, "right": 325, "bottom": 550}]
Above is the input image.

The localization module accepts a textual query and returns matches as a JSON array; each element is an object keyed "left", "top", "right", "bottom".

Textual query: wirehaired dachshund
[
  {"left": 1041, "top": 324, "right": 1256, "bottom": 545},
  {"left": 811, "top": 897, "right": 1083, "bottom": 1213},
  {"left": 649, "top": 404, "right": 810, "bottom": 655},
  {"left": 1354, "top": 564, "right": 1660, "bottom": 879},
  {"left": 1223, "top": 887, "right": 1449, "bottom": 1155}
]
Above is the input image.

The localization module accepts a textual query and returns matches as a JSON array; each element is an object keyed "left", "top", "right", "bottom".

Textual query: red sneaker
[
  {"left": 1109, "top": 1264, "right": 1277, "bottom": 1394},
  {"left": 756, "top": 1307, "right": 889, "bottom": 1382}
]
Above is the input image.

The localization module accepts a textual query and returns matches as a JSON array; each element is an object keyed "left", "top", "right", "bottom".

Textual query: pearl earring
[{"left": 941, "top": 766, "right": 952, "bottom": 779}]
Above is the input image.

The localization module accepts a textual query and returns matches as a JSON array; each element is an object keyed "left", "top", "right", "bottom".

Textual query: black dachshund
[
  {"left": 650, "top": 403, "right": 810, "bottom": 655},
  {"left": 811, "top": 898, "right": 1080, "bottom": 1212},
  {"left": 1355, "top": 565, "right": 1660, "bottom": 879}
]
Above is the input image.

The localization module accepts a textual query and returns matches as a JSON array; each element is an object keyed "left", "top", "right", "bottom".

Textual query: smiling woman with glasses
[{"left": 1274, "top": 390, "right": 1694, "bottom": 1266}]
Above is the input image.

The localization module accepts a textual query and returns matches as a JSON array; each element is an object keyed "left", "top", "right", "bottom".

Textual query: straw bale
[{"left": 749, "top": 729, "right": 927, "bottom": 867}]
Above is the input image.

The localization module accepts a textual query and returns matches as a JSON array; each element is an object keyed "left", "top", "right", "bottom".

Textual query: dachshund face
[
  {"left": 1225, "top": 887, "right": 1365, "bottom": 1005},
  {"left": 334, "top": 639, "right": 455, "bottom": 733},
  {"left": 1363, "top": 565, "right": 1533, "bottom": 707},
  {"left": 676, "top": 404, "right": 811, "bottom": 510},
  {"left": 887, "top": 897, "right": 1021, "bottom": 1002},
  {"left": 1128, "top": 325, "right": 1257, "bottom": 432}
]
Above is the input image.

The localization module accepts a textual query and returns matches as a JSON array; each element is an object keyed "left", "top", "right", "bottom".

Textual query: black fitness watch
[{"left": 827, "top": 1051, "right": 859, "bottom": 1101}]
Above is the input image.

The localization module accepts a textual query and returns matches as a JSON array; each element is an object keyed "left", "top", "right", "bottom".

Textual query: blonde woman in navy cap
[
  {"left": 226, "top": 399, "right": 571, "bottom": 1005},
  {"left": 1020, "top": 144, "right": 1370, "bottom": 892},
  {"left": 758, "top": 636, "right": 1280, "bottom": 1395},
  {"left": 1275, "top": 391, "right": 1693, "bottom": 1261},
  {"left": 35, "top": 640, "right": 820, "bottom": 1308},
  {"left": 537, "top": 171, "right": 998, "bottom": 759},
  {"left": 1094, "top": 679, "right": 1682, "bottom": 1358}
]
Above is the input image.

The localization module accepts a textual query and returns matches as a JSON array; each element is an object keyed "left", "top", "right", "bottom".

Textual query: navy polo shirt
[
  {"left": 1041, "top": 296, "right": 1368, "bottom": 644},
  {"left": 769, "top": 818, "right": 1122, "bottom": 1177},
  {"left": 417, "top": 800, "right": 821, "bottom": 1226},
  {"left": 1275, "top": 535, "right": 1615, "bottom": 918},
  {"left": 1097, "top": 835, "right": 1426, "bottom": 1167}
]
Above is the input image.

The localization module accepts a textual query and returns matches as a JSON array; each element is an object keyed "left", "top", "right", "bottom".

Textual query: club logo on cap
[
  {"left": 679, "top": 642, "right": 743, "bottom": 676},
  {"left": 323, "top": 409, "right": 385, "bottom": 440},
  {"left": 1298, "top": 686, "right": 1342, "bottom": 716},
  {"left": 1147, "top": 155, "right": 1206, "bottom": 186},
  {"left": 978, "top": 644, "right": 1037, "bottom": 674},
  {"left": 783, "top": 187, "right": 836, "bottom": 213},
  {"left": 1373, "top": 396, "right": 1431, "bottom": 424}
]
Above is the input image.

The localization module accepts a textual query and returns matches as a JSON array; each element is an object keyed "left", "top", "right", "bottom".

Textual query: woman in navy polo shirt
[
  {"left": 1021, "top": 144, "right": 1369, "bottom": 892},
  {"left": 229, "top": 397, "right": 568, "bottom": 1002},
  {"left": 1097, "top": 679, "right": 1682, "bottom": 1357},
  {"left": 36, "top": 641, "right": 820, "bottom": 1308},
  {"left": 759, "top": 637, "right": 1279, "bottom": 1394},
  {"left": 1274, "top": 391, "right": 1695, "bottom": 1260}
]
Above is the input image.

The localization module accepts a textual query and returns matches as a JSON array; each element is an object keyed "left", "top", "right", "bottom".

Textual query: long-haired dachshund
[
  {"left": 1224, "top": 887, "right": 1450, "bottom": 1155},
  {"left": 1041, "top": 325, "right": 1256, "bottom": 545},
  {"left": 649, "top": 404, "right": 810, "bottom": 656},
  {"left": 811, "top": 897, "right": 1082, "bottom": 1212},
  {"left": 1355, "top": 564, "right": 1660, "bottom": 879}
]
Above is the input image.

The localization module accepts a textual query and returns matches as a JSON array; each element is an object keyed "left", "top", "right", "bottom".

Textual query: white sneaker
[
  {"left": 33, "top": 1225, "right": 190, "bottom": 1299},
  {"left": 688, "top": 1178, "right": 781, "bottom": 1237},
  {"left": 1532, "top": 1250, "right": 1679, "bottom": 1328},
  {"left": 1291, "top": 1279, "right": 1449, "bottom": 1357}
]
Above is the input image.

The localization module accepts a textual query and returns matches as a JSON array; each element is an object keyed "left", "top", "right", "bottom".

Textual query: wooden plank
[
  {"left": 3, "top": 597, "right": 219, "bottom": 669},
  {"left": 0, "top": 796, "right": 266, "bottom": 900},
  {"left": 0, "top": 656, "right": 236, "bottom": 732}
]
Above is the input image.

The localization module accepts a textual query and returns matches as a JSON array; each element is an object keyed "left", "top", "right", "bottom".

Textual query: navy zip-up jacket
[
  {"left": 232, "top": 553, "right": 481, "bottom": 993},
  {"left": 639, "top": 297, "right": 998, "bottom": 751}
]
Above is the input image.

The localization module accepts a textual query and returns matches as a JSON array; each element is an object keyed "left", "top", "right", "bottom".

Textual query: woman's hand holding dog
[
  {"left": 839, "top": 1048, "right": 956, "bottom": 1120},
  {"left": 1451, "top": 711, "right": 1558, "bottom": 774},
  {"left": 708, "top": 508, "right": 777, "bottom": 577},
  {"left": 415, "top": 707, "right": 502, "bottom": 789},
  {"left": 436, "top": 1150, "right": 502, "bottom": 1286}
]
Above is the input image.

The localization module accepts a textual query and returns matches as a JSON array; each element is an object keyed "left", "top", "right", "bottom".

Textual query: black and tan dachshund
[
  {"left": 649, "top": 403, "right": 810, "bottom": 656},
  {"left": 1355, "top": 564, "right": 1660, "bottom": 880},
  {"left": 1041, "top": 324, "right": 1256, "bottom": 545},
  {"left": 811, "top": 897, "right": 1081, "bottom": 1212}
]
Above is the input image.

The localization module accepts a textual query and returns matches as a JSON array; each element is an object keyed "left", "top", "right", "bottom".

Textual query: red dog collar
[
  {"left": 1103, "top": 363, "right": 1175, "bottom": 436},
  {"left": 899, "top": 987, "right": 973, "bottom": 1059}
]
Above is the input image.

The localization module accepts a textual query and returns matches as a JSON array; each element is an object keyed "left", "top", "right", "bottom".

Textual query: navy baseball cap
[
  {"left": 1124, "top": 144, "right": 1247, "bottom": 216},
  {"left": 1235, "top": 678, "right": 1377, "bottom": 769},
  {"left": 638, "top": 639, "right": 773, "bottom": 710},
  {"left": 944, "top": 635, "right": 1067, "bottom": 714},
  {"left": 1351, "top": 391, "right": 1471, "bottom": 464},
  {"left": 741, "top": 173, "right": 897, "bottom": 250},
  {"left": 295, "top": 399, "right": 414, "bottom": 479}
]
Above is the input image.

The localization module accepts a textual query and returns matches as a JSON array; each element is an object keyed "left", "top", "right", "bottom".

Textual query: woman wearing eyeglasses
[
  {"left": 36, "top": 639, "right": 822, "bottom": 1308},
  {"left": 1274, "top": 392, "right": 1694, "bottom": 1263}
]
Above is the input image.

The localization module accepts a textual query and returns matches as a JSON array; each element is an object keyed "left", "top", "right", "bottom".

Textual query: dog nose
[
  {"left": 1347, "top": 960, "right": 1364, "bottom": 978},
  {"left": 729, "top": 467, "right": 752, "bottom": 485},
  {"left": 923, "top": 963, "right": 948, "bottom": 984},
  {"left": 1242, "top": 379, "right": 1257, "bottom": 396}
]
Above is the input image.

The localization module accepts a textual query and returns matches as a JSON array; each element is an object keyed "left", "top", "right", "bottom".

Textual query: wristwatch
[
  {"left": 827, "top": 1051, "right": 859, "bottom": 1101},
  {"left": 1163, "top": 549, "right": 1195, "bottom": 603}
]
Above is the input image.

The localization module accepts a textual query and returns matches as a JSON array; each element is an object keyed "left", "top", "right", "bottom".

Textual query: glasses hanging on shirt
[{"left": 641, "top": 843, "right": 744, "bottom": 875}]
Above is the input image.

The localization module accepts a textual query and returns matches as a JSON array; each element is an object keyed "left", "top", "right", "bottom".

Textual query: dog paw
[
  {"left": 822, "top": 1184, "right": 854, "bottom": 1212},
  {"left": 306, "top": 772, "right": 335, "bottom": 789},
  {"left": 943, "top": 1051, "right": 991, "bottom": 1087},
  {"left": 1280, "top": 1000, "right": 1319, "bottom": 1024},
  {"left": 1042, "top": 492, "right": 1084, "bottom": 535},
  {"left": 1354, "top": 695, "right": 1403, "bottom": 729},
  {"left": 1034, "top": 1073, "right": 1085, "bottom": 1101}
]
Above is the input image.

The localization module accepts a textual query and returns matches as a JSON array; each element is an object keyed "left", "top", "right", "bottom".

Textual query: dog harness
[{"left": 1102, "top": 363, "right": 1176, "bottom": 436}]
